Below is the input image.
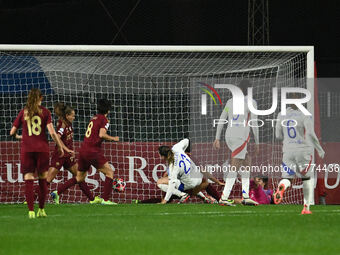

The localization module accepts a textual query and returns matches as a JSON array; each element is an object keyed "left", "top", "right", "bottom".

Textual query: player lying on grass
[
  {"left": 10, "top": 88, "right": 71, "bottom": 219},
  {"left": 233, "top": 177, "right": 273, "bottom": 205},
  {"left": 158, "top": 138, "right": 219, "bottom": 204},
  {"left": 213, "top": 80, "right": 259, "bottom": 206},
  {"left": 56, "top": 98, "right": 120, "bottom": 205},
  {"left": 48, "top": 102, "right": 102, "bottom": 204},
  {"left": 274, "top": 93, "right": 325, "bottom": 214}
]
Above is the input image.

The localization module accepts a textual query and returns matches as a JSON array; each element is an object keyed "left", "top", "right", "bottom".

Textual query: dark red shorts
[
  {"left": 50, "top": 152, "right": 77, "bottom": 171},
  {"left": 78, "top": 150, "right": 108, "bottom": 172},
  {"left": 21, "top": 151, "right": 49, "bottom": 175}
]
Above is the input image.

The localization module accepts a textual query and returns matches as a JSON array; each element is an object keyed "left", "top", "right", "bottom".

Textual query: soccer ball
[{"left": 113, "top": 178, "right": 126, "bottom": 192}]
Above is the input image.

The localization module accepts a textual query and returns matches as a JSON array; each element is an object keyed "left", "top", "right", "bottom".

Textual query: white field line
[{"left": 1, "top": 209, "right": 340, "bottom": 219}]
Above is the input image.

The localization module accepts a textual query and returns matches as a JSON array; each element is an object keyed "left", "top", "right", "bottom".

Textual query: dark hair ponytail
[
  {"left": 25, "top": 88, "right": 42, "bottom": 119},
  {"left": 158, "top": 145, "right": 174, "bottom": 165}
]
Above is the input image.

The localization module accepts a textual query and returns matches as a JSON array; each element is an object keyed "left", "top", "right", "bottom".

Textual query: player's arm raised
[
  {"left": 47, "top": 123, "right": 65, "bottom": 157},
  {"left": 172, "top": 138, "right": 189, "bottom": 152}
]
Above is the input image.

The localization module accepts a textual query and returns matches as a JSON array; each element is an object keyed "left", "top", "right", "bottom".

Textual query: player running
[
  {"left": 48, "top": 102, "right": 102, "bottom": 204},
  {"left": 213, "top": 80, "right": 259, "bottom": 205},
  {"left": 274, "top": 94, "right": 325, "bottom": 214},
  {"left": 58, "top": 99, "right": 119, "bottom": 205},
  {"left": 10, "top": 88, "right": 69, "bottom": 218},
  {"left": 158, "top": 138, "right": 211, "bottom": 204}
]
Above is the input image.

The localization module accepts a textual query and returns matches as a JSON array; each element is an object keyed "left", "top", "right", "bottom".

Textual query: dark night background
[
  {"left": 0, "top": 0, "right": 340, "bottom": 143},
  {"left": 0, "top": 0, "right": 339, "bottom": 77},
  {"left": 1, "top": 0, "right": 340, "bottom": 206}
]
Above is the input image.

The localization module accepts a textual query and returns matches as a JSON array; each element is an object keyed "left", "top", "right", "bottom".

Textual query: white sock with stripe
[{"left": 240, "top": 169, "right": 250, "bottom": 199}]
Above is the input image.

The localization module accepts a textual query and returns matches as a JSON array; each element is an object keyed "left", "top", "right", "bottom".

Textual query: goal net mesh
[{"left": 0, "top": 49, "right": 309, "bottom": 204}]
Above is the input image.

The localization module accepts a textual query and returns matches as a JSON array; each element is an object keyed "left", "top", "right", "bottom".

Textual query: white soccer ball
[{"left": 113, "top": 178, "right": 126, "bottom": 192}]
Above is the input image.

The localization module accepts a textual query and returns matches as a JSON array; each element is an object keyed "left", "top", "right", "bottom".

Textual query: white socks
[
  {"left": 221, "top": 170, "right": 237, "bottom": 200},
  {"left": 303, "top": 179, "right": 313, "bottom": 210},
  {"left": 221, "top": 169, "right": 250, "bottom": 200},
  {"left": 278, "top": 179, "right": 291, "bottom": 189},
  {"left": 157, "top": 183, "right": 168, "bottom": 193},
  {"left": 157, "top": 183, "right": 186, "bottom": 197},
  {"left": 278, "top": 178, "right": 312, "bottom": 211},
  {"left": 240, "top": 170, "right": 250, "bottom": 199},
  {"left": 196, "top": 191, "right": 206, "bottom": 199}
]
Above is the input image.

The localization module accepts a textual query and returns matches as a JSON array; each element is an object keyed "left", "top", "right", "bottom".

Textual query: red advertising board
[{"left": 1, "top": 141, "right": 340, "bottom": 204}]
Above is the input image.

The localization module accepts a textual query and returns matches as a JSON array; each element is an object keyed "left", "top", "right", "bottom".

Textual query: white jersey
[
  {"left": 164, "top": 139, "right": 202, "bottom": 201},
  {"left": 275, "top": 107, "right": 324, "bottom": 157},
  {"left": 215, "top": 96, "right": 259, "bottom": 144}
]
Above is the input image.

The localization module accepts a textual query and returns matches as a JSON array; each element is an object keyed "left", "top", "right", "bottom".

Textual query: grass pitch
[{"left": 0, "top": 204, "right": 339, "bottom": 255}]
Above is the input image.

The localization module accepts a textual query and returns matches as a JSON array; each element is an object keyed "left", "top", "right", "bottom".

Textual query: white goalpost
[{"left": 0, "top": 45, "right": 314, "bottom": 204}]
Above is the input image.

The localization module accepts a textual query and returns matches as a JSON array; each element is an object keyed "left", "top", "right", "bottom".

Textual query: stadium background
[{"left": 0, "top": 0, "right": 340, "bottom": 204}]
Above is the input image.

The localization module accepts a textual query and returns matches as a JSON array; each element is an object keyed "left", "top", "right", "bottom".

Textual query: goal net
[{"left": 0, "top": 45, "right": 314, "bottom": 204}]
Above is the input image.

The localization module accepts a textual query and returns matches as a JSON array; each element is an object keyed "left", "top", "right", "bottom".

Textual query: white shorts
[
  {"left": 175, "top": 177, "right": 202, "bottom": 191},
  {"left": 282, "top": 150, "right": 313, "bottom": 178},
  {"left": 226, "top": 135, "right": 250, "bottom": 160}
]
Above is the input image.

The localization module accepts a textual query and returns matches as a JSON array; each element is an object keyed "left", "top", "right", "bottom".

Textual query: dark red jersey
[
  {"left": 55, "top": 119, "right": 74, "bottom": 151},
  {"left": 80, "top": 114, "right": 109, "bottom": 152},
  {"left": 13, "top": 106, "right": 52, "bottom": 152}
]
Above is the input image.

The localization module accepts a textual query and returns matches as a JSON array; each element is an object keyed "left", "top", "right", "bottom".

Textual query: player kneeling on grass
[
  {"left": 10, "top": 88, "right": 70, "bottom": 219},
  {"left": 135, "top": 173, "right": 221, "bottom": 204},
  {"left": 57, "top": 99, "right": 120, "bottom": 205},
  {"left": 158, "top": 138, "right": 212, "bottom": 204},
  {"left": 274, "top": 93, "right": 325, "bottom": 214},
  {"left": 48, "top": 102, "right": 101, "bottom": 204},
  {"left": 154, "top": 143, "right": 224, "bottom": 204},
  {"left": 234, "top": 177, "right": 273, "bottom": 205}
]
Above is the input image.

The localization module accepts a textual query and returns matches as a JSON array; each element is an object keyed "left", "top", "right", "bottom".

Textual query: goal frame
[
  {"left": 0, "top": 44, "right": 315, "bottom": 204},
  {"left": 0, "top": 44, "right": 315, "bottom": 115}
]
